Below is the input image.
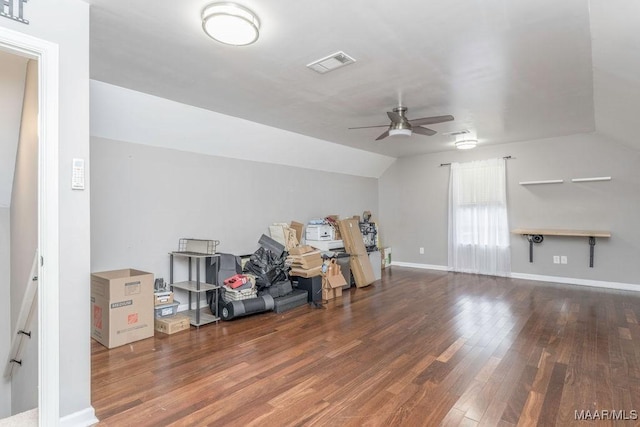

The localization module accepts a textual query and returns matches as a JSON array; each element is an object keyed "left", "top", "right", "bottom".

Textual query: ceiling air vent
[{"left": 306, "top": 51, "right": 356, "bottom": 74}]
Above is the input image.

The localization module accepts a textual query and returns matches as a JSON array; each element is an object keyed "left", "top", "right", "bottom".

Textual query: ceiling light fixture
[
  {"left": 201, "top": 2, "right": 260, "bottom": 46},
  {"left": 455, "top": 139, "right": 478, "bottom": 150},
  {"left": 389, "top": 128, "right": 412, "bottom": 137}
]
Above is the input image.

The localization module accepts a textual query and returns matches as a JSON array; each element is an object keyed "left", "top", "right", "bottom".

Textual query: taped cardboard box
[
  {"left": 155, "top": 314, "right": 190, "bottom": 335},
  {"left": 91, "top": 269, "right": 154, "bottom": 348}
]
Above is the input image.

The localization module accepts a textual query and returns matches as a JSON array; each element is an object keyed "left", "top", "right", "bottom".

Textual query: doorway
[{"left": 0, "top": 26, "right": 60, "bottom": 424}]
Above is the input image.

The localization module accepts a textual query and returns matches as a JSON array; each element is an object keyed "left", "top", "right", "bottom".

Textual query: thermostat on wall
[{"left": 71, "top": 158, "right": 85, "bottom": 190}]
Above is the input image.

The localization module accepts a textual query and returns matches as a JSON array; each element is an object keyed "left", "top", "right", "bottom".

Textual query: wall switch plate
[
  {"left": 419, "top": 247, "right": 424, "bottom": 254},
  {"left": 553, "top": 256, "right": 560, "bottom": 264},
  {"left": 561, "top": 256, "right": 567, "bottom": 264}
]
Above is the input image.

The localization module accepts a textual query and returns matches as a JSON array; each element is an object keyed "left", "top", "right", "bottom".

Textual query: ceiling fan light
[
  {"left": 202, "top": 2, "right": 260, "bottom": 46},
  {"left": 389, "top": 128, "right": 412, "bottom": 137},
  {"left": 455, "top": 139, "right": 478, "bottom": 150}
]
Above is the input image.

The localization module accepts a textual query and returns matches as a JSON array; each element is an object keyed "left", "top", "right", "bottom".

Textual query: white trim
[
  {"left": 391, "top": 261, "right": 449, "bottom": 271},
  {"left": 59, "top": 407, "right": 98, "bottom": 427},
  {"left": 390, "top": 261, "right": 640, "bottom": 292},
  {"left": 0, "top": 26, "right": 60, "bottom": 425},
  {"left": 509, "top": 272, "right": 640, "bottom": 292}
]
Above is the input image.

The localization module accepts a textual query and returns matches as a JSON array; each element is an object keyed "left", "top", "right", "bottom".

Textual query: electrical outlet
[
  {"left": 561, "top": 256, "right": 567, "bottom": 264},
  {"left": 553, "top": 256, "right": 560, "bottom": 264},
  {"left": 419, "top": 247, "right": 424, "bottom": 255}
]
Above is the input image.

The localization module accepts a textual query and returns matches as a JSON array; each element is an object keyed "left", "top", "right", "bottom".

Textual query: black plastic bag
[{"left": 243, "top": 246, "right": 288, "bottom": 290}]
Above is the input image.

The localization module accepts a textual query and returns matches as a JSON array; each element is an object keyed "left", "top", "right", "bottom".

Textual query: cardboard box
[
  {"left": 322, "top": 286, "right": 343, "bottom": 301},
  {"left": 290, "top": 265, "right": 323, "bottom": 278},
  {"left": 91, "top": 269, "right": 154, "bottom": 349},
  {"left": 289, "top": 245, "right": 315, "bottom": 255},
  {"left": 155, "top": 314, "right": 190, "bottom": 335},
  {"left": 381, "top": 247, "right": 392, "bottom": 269},
  {"left": 290, "top": 221, "right": 304, "bottom": 243},
  {"left": 338, "top": 219, "right": 367, "bottom": 255},
  {"left": 287, "top": 250, "right": 323, "bottom": 269},
  {"left": 350, "top": 254, "right": 375, "bottom": 288},
  {"left": 154, "top": 291, "right": 174, "bottom": 306}
]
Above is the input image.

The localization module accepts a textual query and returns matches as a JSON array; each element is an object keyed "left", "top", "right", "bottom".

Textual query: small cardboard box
[
  {"left": 381, "top": 247, "right": 392, "bottom": 269},
  {"left": 322, "top": 286, "right": 343, "bottom": 301},
  {"left": 154, "top": 291, "right": 174, "bottom": 306},
  {"left": 155, "top": 314, "right": 190, "bottom": 335},
  {"left": 91, "top": 269, "right": 154, "bottom": 349}
]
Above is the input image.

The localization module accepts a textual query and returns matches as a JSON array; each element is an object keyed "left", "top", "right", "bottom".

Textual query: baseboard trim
[
  {"left": 60, "top": 406, "right": 98, "bottom": 427},
  {"left": 391, "top": 261, "right": 449, "bottom": 271},
  {"left": 390, "top": 261, "right": 640, "bottom": 292},
  {"left": 509, "top": 272, "right": 640, "bottom": 292}
]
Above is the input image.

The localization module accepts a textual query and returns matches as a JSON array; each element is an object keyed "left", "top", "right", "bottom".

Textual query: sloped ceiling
[
  {"left": 0, "top": 50, "right": 28, "bottom": 208},
  {"left": 590, "top": 0, "right": 640, "bottom": 150},
  {"left": 88, "top": 0, "right": 620, "bottom": 158}
]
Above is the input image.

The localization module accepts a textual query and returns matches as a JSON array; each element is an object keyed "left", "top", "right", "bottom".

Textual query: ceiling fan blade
[
  {"left": 375, "top": 130, "right": 390, "bottom": 140},
  {"left": 349, "top": 124, "right": 390, "bottom": 129},
  {"left": 411, "top": 126, "right": 437, "bottom": 136},
  {"left": 408, "top": 115, "right": 454, "bottom": 127},
  {"left": 387, "top": 111, "right": 404, "bottom": 124}
]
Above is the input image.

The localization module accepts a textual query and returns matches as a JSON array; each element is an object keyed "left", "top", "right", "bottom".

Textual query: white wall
[
  {"left": 0, "top": 50, "right": 27, "bottom": 209},
  {"left": 90, "top": 137, "right": 378, "bottom": 303},
  {"left": 0, "top": 207, "right": 11, "bottom": 417},
  {"left": 9, "top": 58, "right": 38, "bottom": 415},
  {"left": 379, "top": 132, "right": 640, "bottom": 286},
  {"left": 0, "top": 0, "right": 92, "bottom": 421}
]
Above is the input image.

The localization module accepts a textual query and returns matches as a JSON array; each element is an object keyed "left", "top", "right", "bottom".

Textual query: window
[{"left": 448, "top": 158, "right": 511, "bottom": 276}]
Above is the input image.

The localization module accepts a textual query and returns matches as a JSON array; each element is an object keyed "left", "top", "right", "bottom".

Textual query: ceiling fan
[{"left": 349, "top": 106, "right": 454, "bottom": 141}]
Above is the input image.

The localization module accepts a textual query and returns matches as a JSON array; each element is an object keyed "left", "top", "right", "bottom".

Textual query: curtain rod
[{"left": 440, "top": 155, "right": 513, "bottom": 167}]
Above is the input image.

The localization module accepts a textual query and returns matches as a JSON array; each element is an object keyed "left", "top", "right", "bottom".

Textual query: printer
[{"left": 305, "top": 224, "right": 335, "bottom": 241}]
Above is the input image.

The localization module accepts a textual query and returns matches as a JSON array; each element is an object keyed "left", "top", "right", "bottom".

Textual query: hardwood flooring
[{"left": 92, "top": 267, "right": 640, "bottom": 426}]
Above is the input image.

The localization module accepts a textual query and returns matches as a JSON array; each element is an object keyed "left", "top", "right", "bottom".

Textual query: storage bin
[{"left": 154, "top": 301, "right": 180, "bottom": 318}]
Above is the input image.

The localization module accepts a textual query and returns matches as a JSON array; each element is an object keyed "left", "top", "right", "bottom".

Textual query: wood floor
[{"left": 92, "top": 267, "right": 640, "bottom": 426}]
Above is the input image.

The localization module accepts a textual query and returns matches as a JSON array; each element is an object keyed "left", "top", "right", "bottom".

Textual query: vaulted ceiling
[{"left": 88, "top": 0, "right": 640, "bottom": 158}]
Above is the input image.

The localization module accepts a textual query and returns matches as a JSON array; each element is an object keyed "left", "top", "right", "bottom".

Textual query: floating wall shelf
[
  {"left": 571, "top": 176, "right": 612, "bottom": 183},
  {"left": 511, "top": 228, "right": 611, "bottom": 268},
  {"left": 519, "top": 179, "right": 564, "bottom": 185}
]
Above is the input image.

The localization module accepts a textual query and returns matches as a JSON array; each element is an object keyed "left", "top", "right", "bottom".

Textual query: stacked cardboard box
[
  {"left": 154, "top": 290, "right": 174, "bottom": 306},
  {"left": 337, "top": 219, "right": 376, "bottom": 288},
  {"left": 287, "top": 245, "right": 323, "bottom": 278},
  {"left": 154, "top": 314, "right": 190, "bottom": 335}
]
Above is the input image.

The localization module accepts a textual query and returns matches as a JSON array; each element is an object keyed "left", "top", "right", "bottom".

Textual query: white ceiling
[{"left": 87, "top": 0, "right": 639, "bottom": 158}]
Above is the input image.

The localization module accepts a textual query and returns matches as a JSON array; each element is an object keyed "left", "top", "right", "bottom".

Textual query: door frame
[{"left": 0, "top": 26, "right": 60, "bottom": 424}]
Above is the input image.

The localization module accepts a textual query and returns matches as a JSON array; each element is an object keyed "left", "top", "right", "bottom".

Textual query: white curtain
[{"left": 448, "top": 158, "right": 511, "bottom": 276}]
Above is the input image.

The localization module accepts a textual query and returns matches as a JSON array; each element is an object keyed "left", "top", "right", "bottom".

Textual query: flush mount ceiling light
[
  {"left": 455, "top": 139, "right": 478, "bottom": 150},
  {"left": 201, "top": 2, "right": 260, "bottom": 46},
  {"left": 389, "top": 128, "right": 412, "bottom": 137}
]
